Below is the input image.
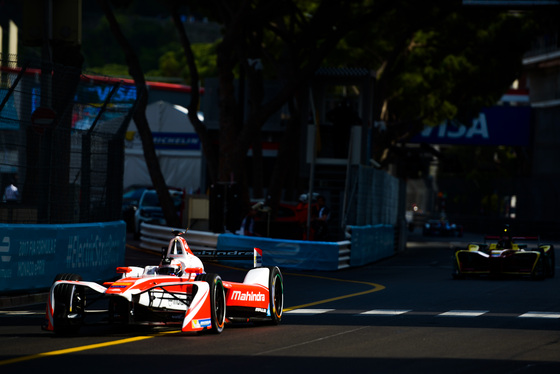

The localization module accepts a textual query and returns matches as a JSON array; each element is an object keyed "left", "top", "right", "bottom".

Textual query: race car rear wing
[
  {"left": 190, "top": 247, "right": 263, "bottom": 268},
  {"left": 484, "top": 236, "right": 539, "bottom": 241},
  {"left": 168, "top": 230, "right": 263, "bottom": 267}
]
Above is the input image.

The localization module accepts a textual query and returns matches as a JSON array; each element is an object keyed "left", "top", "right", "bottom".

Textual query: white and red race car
[{"left": 44, "top": 230, "right": 283, "bottom": 335}]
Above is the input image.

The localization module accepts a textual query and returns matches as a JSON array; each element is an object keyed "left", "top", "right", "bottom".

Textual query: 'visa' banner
[{"left": 410, "top": 106, "right": 531, "bottom": 146}]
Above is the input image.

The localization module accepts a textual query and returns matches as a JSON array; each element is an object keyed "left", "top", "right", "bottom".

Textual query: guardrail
[
  {"left": 139, "top": 223, "right": 219, "bottom": 253},
  {"left": 139, "top": 222, "right": 352, "bottom": 270}
]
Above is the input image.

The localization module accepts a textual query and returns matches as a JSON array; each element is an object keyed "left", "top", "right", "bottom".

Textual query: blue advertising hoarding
[
  {"left": 0, "top": 89, "right": 19, "bottom": 130},
  {"left": 0, "top": 221, "right": 126, "bottom": 293},
  {"left": 410, "top": 106, "right": 531, "bottom": 146},
  {"left": 217, "top": 233, "right": 341, "bottom": 271}
]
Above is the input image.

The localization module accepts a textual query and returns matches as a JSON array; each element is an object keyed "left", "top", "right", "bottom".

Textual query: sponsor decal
[
  {"left": 231, "top": 290, "right": 266, "bottom": 302},
  {"left": 110, "top": 282, "right": 133, "bottom": 289},
  {"left": 410, "top": 106, "right": 531, "bottom": 146},
  {"left": 255, "top": 308, "right": 267, "bottom": 313},
  {"left": 168, "top": 299, "right": 186, "bottom": 307},
  {"left": 0, "top": 237, "right": 11, "bottom": 278},
  {"left": 192, "top": 249, "right": 253, "bottom": 257},
  {"left": 418, "top": 115, "right": 489, "bottom": 141},
  {"left": 215, "top": 250, "right": 253, "bottom": 257},
  {"left": 192, "top": 318, "right": 212, "bottom": 329},
  {"left": 66, "top": 234, "right": 123, "bottom": 269},
  {"left": 152, "top": 132, "right": 200, "bottom": 150},
  {"left": 0, "top": 237, "right": 10, "bottom": 262}
]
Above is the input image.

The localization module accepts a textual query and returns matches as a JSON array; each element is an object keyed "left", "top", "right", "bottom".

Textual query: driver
[
  {"left": 158, "top": 258, "right": 185, "bottom": 276},
  {"left": 498, "top": 225, "right": 513, "bottom": 249}
]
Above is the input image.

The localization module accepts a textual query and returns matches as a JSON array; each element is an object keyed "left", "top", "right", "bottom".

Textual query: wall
[{"left": 0, "top": 221, "right": 126, "bottom": 292}]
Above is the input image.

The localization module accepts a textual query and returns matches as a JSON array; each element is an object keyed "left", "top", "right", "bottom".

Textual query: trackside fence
[{"left": 348, "top": 224, "right": 395, "bottom": 266}]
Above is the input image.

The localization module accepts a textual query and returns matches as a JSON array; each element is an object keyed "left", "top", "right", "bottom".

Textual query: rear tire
[
  {"left": 268, "top": 266, "right": 283, "bottom": 324},
  {"left": 196, "top": 273, "right": 226, "bottom": 334},
  {"left": 52, "top": 273, "right": 84, "bottom": 335}
]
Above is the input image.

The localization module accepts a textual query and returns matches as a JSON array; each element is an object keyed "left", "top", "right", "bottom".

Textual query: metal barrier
[
  {"left": 139, "top": 222, "right": 218, "bottom": 253},
  {"left": 139, "top": 222, "right": 352, "bottom": 270},
  {"left": 337, "top": 241, "right": 351, "bottom": 269}
]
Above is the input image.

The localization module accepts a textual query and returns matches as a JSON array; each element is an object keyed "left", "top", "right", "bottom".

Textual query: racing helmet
[{"left": 158, "top": 259, "right": 184, "bottom": 276}]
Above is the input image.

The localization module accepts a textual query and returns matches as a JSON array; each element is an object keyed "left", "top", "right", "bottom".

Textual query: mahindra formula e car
[
  {"left": 452, "top": 226, "right": 555, "bottom": 280},
  {"left": 44, "top": 230, "right": 283, "bottom": 335}
]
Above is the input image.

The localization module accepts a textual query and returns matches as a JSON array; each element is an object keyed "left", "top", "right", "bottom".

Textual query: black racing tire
[
  {"left": 268, "top": 266, "right": 284, "bottom": 324},
  {"left": 52, "top": 273, "right": 84, "bottom": 335},
  {"left": 196, "top": 273, "right": 226, "bottom": 334},
  {"left": 451, "top": 253, "right": 464, "bottom": 280}
]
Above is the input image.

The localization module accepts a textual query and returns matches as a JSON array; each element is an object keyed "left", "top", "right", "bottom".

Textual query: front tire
[
  {"left": 196, "top": 273, "right": 226, "bottom": 334},
  {"left": 451, "top": 253, "right": 464, "bottom": 280},
  {"left": 268, "top": 266, "right": 284, "bottom": 324},
  {"left": 52, "top": 273, "right": 84, "bottom": 335}
]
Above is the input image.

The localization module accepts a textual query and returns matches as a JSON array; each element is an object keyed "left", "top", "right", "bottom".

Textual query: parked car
[
  {"left": 251, "top": 194, "right": 319, "bottom": 240},
  {"left": 121, "top": 185, "right": 149, "bottom": 232},
  {"left": 134, "top": 189, "right": 184, "bottom": 238}
]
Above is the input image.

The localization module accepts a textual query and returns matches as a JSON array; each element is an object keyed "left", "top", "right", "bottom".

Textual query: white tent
[{"left": 124, "top": 100, "right": 203, "bottom": 192}]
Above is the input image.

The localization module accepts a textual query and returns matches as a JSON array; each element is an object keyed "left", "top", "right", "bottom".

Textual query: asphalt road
[{"left": 1, "top": 230, "right": 559, "bottom": 373}]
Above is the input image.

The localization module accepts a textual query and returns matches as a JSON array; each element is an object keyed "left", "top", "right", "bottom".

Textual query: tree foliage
[
  {"left": 95, "top": 0, "right": 547, "bottom": 229},
  {"left": 324, "top": 3, "right": 538, "bottom": 165}
]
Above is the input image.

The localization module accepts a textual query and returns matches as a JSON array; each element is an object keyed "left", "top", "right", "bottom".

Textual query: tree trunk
[
  {"left": 267, "top": 96, "right": 302, "bottom": 216},
  {"left": 169, "top": 5, "right": 218, "bottom": 184},
  {"left": 99, "top": 0, "right": 180, "bottom": 229}
]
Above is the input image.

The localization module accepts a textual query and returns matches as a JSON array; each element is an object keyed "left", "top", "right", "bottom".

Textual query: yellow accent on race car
[{"left": 468, "top": 244, "right": 479, "bottom": 251}]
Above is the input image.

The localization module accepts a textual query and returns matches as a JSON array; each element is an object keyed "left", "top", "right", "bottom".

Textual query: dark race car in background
[
  {"left": 423, "top": 218, "right": 463, "bottom": 237},
  {"left": 452, "top": 226, "right": 555, "bottom": 280}
]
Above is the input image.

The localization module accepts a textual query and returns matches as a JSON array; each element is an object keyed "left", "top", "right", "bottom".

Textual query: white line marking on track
[
  {"left": 285, "top": 309, "right": 334, "bottom": 315},
  {"left": 438, "top": 310, "right": 489, "bottom": 317},
  {"left": 519, "top": 311, "right": 560, "bottom": 319},
  {"left": 286, "top": 308, "right": 560, "bottom": 318},
  {"left": 360, "top": 309, "right": 411, "bottom": 316}
]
